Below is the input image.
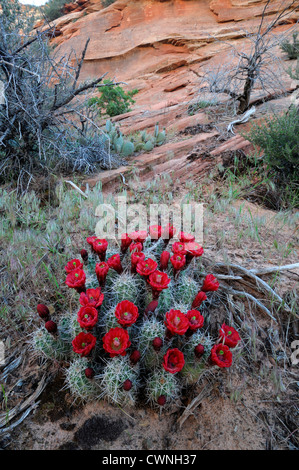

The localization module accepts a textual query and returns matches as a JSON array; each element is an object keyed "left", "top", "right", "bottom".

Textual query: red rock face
[
  {"left": 34, "top": 0, "right": 299, "bottom": 189},
  {"left": 36, "top": 0, "right": 298, "bottom": 81}
]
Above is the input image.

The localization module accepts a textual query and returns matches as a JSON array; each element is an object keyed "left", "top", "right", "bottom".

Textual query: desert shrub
[
  {"left": 280, "top": 32, "right": 299, "bottom": 60},
  {"left": 32, "top": 227, "right": 242, "bottom": 409},
  {"left": 0, "top": 1, "right": 121, "bottom": 189},
  {"left": 188, "top": 100, "right": 217, "bottom": 116},
  {"left": 42, "top": 0, "right": 68, "bottom": 21},
  {"left": 245, "top": 106, "right": 299, "bottom": 185},
  {"left": 287, "top": 56, "right": 299, "bottom": 80},
  {"left": 88, "top": 79, "right": 138, "bottom": 117},
  {"left": 102, "top": 0, "right": 117, "bottom": 7}
]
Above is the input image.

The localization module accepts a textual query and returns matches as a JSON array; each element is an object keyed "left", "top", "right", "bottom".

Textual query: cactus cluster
[
  {"left": 33, "top": 226, "right": 241, "bottom": 409},
  {"left": 105, "top": 120, "right": 166, "bottom": 157}
]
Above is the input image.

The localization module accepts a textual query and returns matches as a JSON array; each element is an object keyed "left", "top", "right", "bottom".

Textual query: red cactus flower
[
  {"left": 201, "top": 274, "right": 219, "bottom": 292},
  {"left": 92, "top": 238, "right": 108, "bottom": 261},
  {"left": 136, "top": 258, "right": 158, "bottom": 277},
  {"left": 129, "top": 242, "right": 143, "bottom": 253},
  {"left": 72, "top": 332, "right": 96, "bottom": 357},
  {"left": 65, "top": 268, "right": 86, "bottom": 293},
  {"left": 152, "top": 337, "right": 163, "bottom": 352},
  {"left": 148, "top": 270, "right": 171, "bottom": 297},
  {"left": 79, "top": 288, "right": 104, "bottom": 309},
  {"left": 77, "top": 306, "right": 98, "bottom": 331},
  {"left": 107, "top": 253, "right": 123, "bottom": 274},
  {"left": 120, "top": 233, "right": 132, "bottom": 253},
  {"left": 160, "top": 251, "right": 170, "bottom": 271},
  {"left": 65, "top": 258, "right": 83, "bottom": 274},
  {"left": 171, "top": 241, "right": 187, "bottom": 256},
  {"left": 157, "top": 395, "right": 167, "bottom": 406},
  {"left": 80, "top": 249, "right": 89, "bottom": 263},
  {"left": 163, "top": 348, "right": 185, "bottom": 374},
  {"left": 161, "top": 224, "right": 176, "bottom": 241},
  {"left": 149, "top": 225, "right": 162, "bottom": 240},
  {"left": 123, "top": 379, "right": 133, "bottom": 391},
  {"left": 191, "top": 291, "right": 207, "bottom": 309},
  {"left": 178, "top": 231, "right": 195, "bottom": 243},
  {"left": 102, "top": 327, "right": 131, "bottom": 358},
  {"left": 219, "top": 324, "right": 241, "bottom": 348},
  {"left": 86, "top": 236, "right": 97, "bottom": 252},
  {"left": 37, "top": 304, "right": 50, "bottom": 321},
  {"left": 170, "top": 253, "right": 186, "bottom": 277},
  {"left": 128, "top": 230, "right": 147, "bottom": 244},
  {"left": 210, "top": 344, "right": 232, "bottom": 368},
  {"left": 194, "top": 344, "right": 205, "bottom": 358},
  {"left": 95, "top": 262, "right": 109, "bottom": 286},
  {"left": 164, "top": 309, "right": 189, "bottom": 336},
  {"left": 131, "top": 251, "right": 145, "bottom": 273},
  {"left": 186, "top": 310, "right": 204, "bottom": 330},
  {"left": 115, "top": 300, "right": 139, "bottom": 328},
  {"left": 45, "top": 320, "right": 57, "bottom": 334},
  {"left": 85, "top": 367, "right": 95, "bottom": 379},
  {"left": 130, "top": 350, "right": 141, "bottom": 365},
  {"left": 185, "top": 242, "right": 204, "bottom": 259}
]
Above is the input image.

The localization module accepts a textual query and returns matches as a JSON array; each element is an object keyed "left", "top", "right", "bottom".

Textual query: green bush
[
  {"left": 88, "top": 79, "right": 138, "bottom": 117},
  {"left": 245, "top": 106, "right": 299, "bottom": 183},
  {"left": 280, "top": 32, "right": 299, "bottom": 60},
  {"left": 102, "top": 0, "right": 117, "bottom": 6},
  {"left": 43, "top": 0, "right": 67, "bottom": 21}
]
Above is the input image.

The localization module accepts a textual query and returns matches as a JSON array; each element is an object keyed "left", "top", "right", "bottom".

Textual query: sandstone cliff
[{"left": 34, "top": 0, "right": 299, "bottom": 189}]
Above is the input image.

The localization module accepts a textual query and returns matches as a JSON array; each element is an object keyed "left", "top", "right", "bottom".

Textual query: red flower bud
[
  {"left": 191, "top": 291, "right": 207, "bottom": 309},
  {"left": 194, "top": 344, "right": 205, "bottom": 358},
  {"left": 160, "top": 251, "right": 170, "bottom": 271},
  {"left": 85, "top": 367, "right": 95, "bottom": 379},
  {"left": 37, "top": 304, "right": 50, "bottom": 321},
  {"left": 152, "top": 337, "right": 163, "bottom": 352},
  {"left": 157, "top": 395, "right": 167, "bottom": 406},
  {"left": 45, "top": 320, "right": 57, "bottom": 334},
  {"left": 107, "top": 254, "right": 123, "bottom": 274},
  {"left": 130, "top": 350, "right": 141, "bottom": 365},
  {"left": 123, "top": 379, "right": 133, "bottom": 391},
  {"left": 120, "top": 233, "right": 132, "bottom": 253},
  {"left": 144, "top": 300, "right": 158, "bottom": 315},
  {"left": 81, "top": 249, "right": 88, "bottom": 262}
]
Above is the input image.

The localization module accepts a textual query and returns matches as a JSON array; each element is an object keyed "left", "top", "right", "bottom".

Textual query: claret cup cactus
[{"left": 33, "top": 226, "right": 241, "bottom": 408}]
